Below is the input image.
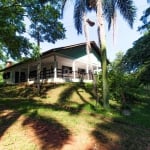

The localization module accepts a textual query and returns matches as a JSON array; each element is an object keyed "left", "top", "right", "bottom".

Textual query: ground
[
  {"left": 0, "top": 110, "right": 121, "bottom": 150},
  {"left": 0, "top": 83, "right": 150, "bottom": 150}
]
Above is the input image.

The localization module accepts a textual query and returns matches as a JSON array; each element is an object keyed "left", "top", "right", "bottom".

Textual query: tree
[
  {"left": 109, "top": 52, "right": 140, "bottom": 115},
  {"left": 0, "top": 64, "right": 4, "bottom": 83},
  {"left": 62, "top": 0, "right": 98, "bottom": 100},
  {"left": 25, "top": 0, "right": 66, "bottom": 94},
  {"left": 0, "top": 0, "right": 65, "bottom": 61},
  {"left": 138, "top": 6, "right": 150, "bottom": 32},
  {"left": 61, "top": 0, "right": 136, "bottom": 108},
  {"left": 0, "top": 0, "right": 30, "bottom": 60},
  {"left": 123, "top": 1, "right": 150, "bottom": 86},
  {"left": 62, "top": 0, "right": 96, "bottom": 71},
  {"left": 109, "top": 52, "right": 129, "bottom": 105},
  {"left": 122, "top": 31, "right": 150, "bottom": 85}
]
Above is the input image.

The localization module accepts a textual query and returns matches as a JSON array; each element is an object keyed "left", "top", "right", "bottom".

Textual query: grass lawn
[{"left": 0, "top": 83, "right": 150, "bottom": 150}]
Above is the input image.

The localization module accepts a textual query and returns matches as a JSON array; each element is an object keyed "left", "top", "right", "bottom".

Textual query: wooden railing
[
  {"left": 39, "top": 69, "right": 93, "bottom": 80},
  {"left": 16, "top": 68, "right": 94, "bottom": 84}
]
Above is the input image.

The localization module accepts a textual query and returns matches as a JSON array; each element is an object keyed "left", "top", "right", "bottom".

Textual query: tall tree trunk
[
  {"left": 96, "top": 0, "right": 109, "bottom": 108},
  {"left": 37, "top": 30, "right": 41, "bottom": 95},
  {"left": 83, "top": 14, "right": 98, "bottom": 104},
  {"left": 83, "top": 14, "right": 92, "bottom": 72}
]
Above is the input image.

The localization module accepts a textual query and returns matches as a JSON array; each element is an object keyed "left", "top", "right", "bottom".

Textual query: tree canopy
[
  {"left": 138, "top": 6, "right": 150, "bottom": 32},
  {"left": 0, "top": 0, "right": 65, "bottom": 61},
  {"left": 123, "top": 32, "right": 150, "bottom": 71},
  {"left": 123, "top": 2, "right": 150, "bottom": 77},
  {"left": 122, "top": 31, "right": 150, "bottom": 85}
]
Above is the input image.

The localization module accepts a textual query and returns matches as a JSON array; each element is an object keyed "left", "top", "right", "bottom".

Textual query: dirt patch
[
  {"left": 0, "top": 111, "right": 38, "bottom": 150},
  {"left": 0, "top": 110, "right": 119, "bottom": 150},
  {"left": 21, "top": 117, "right": 120, "bottom": 150},
  {"left": 22, "top": 117, "right": 71, "bottom": 150}
]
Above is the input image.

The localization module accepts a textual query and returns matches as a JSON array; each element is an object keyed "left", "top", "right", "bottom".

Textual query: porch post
[
  {"left": 10, "top": 71, "right": 13, "bottom": 84},
  {"left": 96, "top": 65, "right": 99, "bottom": 74},
  {"left": 19, "top": 68, "right": 21, "bottom": 83},
  {"left": 27, "top": 64, "right": 30, "bottom": 84},
  {"left": 72, "top": 61, "right": 76, "bottom": 81},
  {"left": 86, "top": 63, "right": 89, "bottom": 80},
  {"left": 54, "top": 54, "right": 57, "bottom": 81}
]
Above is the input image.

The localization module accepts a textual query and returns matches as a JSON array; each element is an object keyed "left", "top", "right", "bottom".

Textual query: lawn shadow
[
  {"left": 0, "top": 83, "right": 97, "bottom": 116},
  {"left": 54, "top": 83, "right": 97, "bottom": 115},
  {"left": 0, "top": 110, "right": 21, "bottom": 139},
  {"left": 75, "top": 87, "right": 97, "bottom": 111},
  {"left": 58, "top": 83, "right": 77, "bottom": 103},
  {"left": 38, "top": 83, "right": 64, "bottom": 98},
  {"left": 91, "top": 118, "right": 150, "bottom": 150},
  {"left": 0, "top": 85, "right": 18, "bottom": 98},
  {"left": 0, "top": 83, "right": 63, "bottom": 99},
  {"left": 0, "top": 83, "right": 99, "bottom": 149},
  {"left": 0, "top": 98, "right": 72, "bottom": 150},
  {"left": 22, "top": 113, "right": 71, "bottom": 150}
]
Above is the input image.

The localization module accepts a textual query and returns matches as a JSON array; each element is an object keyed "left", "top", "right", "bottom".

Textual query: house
[{"left": 1, "top": 41, "right": 101, "bottom": 84}]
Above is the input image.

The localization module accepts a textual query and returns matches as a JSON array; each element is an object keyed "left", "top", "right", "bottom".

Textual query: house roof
[
  {"left": 0, "top": 41, "right": 101, "bottom": 72},
  {"left": 42, "top": 41, "right": 100, "bottom": 57}
]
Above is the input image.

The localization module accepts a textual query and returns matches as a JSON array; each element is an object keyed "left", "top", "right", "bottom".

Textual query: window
[
  {"left": 78, "top": 68, "right": 86, "bottom": 74},
  {"left": 20, "top": 72, "right": 26, "bottom": 82},
  {"left": 29, "top": 70, "right": 37, "bottom": 78},
  {"left": 3, "top": 72, "right": 10, "bottom": 79},
  {"left": 43, "top": 67, "right": 47, "bottom": 79},
  {"left": 62, "top": 66, "right": 72, "bottom": 74}
]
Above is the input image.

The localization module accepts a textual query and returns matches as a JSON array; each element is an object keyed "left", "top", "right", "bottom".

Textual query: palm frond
[
  {"left": 74, "top": 0, "right": 86, "bottom": 34},
  {"left": 61, "top": 0, "right": 68, "bottom": 18},
  {"left": 103, "top": 0, "right": 116, "bottom": 30},
  {"left": 116, "top": 0, "right": 136, "bottom": 28}
]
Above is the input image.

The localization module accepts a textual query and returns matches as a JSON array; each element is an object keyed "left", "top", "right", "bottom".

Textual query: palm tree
[
  {"left": 62, "top": 0, "right": 95, "bottom": 83},
  {"left": 73, "top": 0, "right": 95, "bottom": 74},
  {"left": 96, "top": 0, "right": 136, "bottom": 108},
  {"left": 62, "top": 0, "right": 136, "bottom": 108}
]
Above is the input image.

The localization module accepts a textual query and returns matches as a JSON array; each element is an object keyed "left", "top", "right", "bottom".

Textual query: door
[{"left": 15, "top": 72, "right": 19, "bottom": 83}]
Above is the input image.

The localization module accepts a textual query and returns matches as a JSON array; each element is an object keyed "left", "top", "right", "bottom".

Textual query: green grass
[
  {"left": 107, "top": 88, "right": 150, "bottom": 128},
  {"left": 0, "top": 83, "right": 150, "bottom": 150}
]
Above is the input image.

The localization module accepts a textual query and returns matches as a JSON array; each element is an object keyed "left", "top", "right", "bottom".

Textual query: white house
[{"left": 1, "top": 41, "right": 101, "bottom": 84}]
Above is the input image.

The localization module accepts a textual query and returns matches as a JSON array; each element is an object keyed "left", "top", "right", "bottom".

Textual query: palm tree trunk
[
  {"left": 96, "top": 0, "right": 109, "bottom": 108},
  {"left": 83, "top": 14, "right": 92, "bottom": 72},
  {"left": 37, "top": 30, "right": 41, "bottom": 95},
  {"left": 83, "top": 14, "right": 98, "bottom": 104}
]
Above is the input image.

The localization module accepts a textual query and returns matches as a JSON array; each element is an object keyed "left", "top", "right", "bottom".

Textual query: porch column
[
  {"left": 86, "top": 63, "right": 89, "bottom": 80},
  {"left": 72, "top": 61, "right": 76, "bottom": 80},
  {"left": 27, "top": 64, "right": 30, "bottom": 84},
  {"left": 19, "top": 68, "right": 21, "bottom": 83},
  {"left": 10, "top": 70, "right": 13, "bottom": 84},
  {"left": 54, "top": 54, "right": 57, "bottom": 80},
  {"left": 96, "top": 65, "right": 99, "bottom": 74}
]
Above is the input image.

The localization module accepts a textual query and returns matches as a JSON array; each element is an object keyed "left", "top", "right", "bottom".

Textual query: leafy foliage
[
  {"left": 62, "top": 0, "right": 136, "bottom": 34},
  {"left": 122, "top": 31, "right": 150, "bottom": 85},
  {"left": 123, "top": 32, "right": 150, "bottom": 71},
  {"left": 123, "top": 3, "right": 150, "bottom": 86},
  {"left": 138, "top": 6, "right": 150, "bottom": 32},
  {"left": 73, "top": 0, "right": 86, "bottom": 34},
  {"left": 27, "top": 1, "right": 65, "bottom": 44},
  {"left": 109, "top": 52, "right": 140, "bottom": 107},
  {"left": 0, "top": 0, "right": 65, "bottom": 60},
  {"left": 103, "top": 0, "right": 136, "bottom": 29},
  {"left": 0, "top": 64, "right": 4, "bottom": 83},
  {"left": 137, "top": 61, "right": 150, "bottom": 84}
]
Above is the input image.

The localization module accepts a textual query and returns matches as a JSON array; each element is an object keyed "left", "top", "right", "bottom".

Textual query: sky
[{"left": 39, "top": 0, "right": 149, "bottom": 61}]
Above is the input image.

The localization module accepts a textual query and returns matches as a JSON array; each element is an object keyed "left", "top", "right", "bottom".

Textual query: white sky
[{"left": 37, "top": 1, "right": 149, "bottom": 61}]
